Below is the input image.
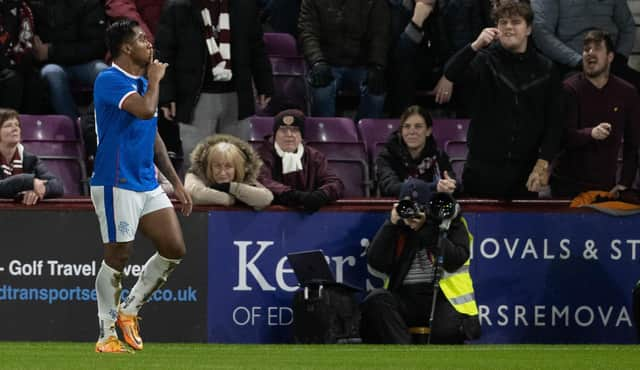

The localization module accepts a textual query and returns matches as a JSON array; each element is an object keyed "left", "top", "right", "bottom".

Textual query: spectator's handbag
[{"left": 292, "top": 283, "right": 361, "bottom": 344}]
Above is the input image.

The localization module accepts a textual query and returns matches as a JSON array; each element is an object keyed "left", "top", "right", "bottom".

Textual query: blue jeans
[
  {"left": 310, "top": 66, "right": 385, "bottom": 119},
  {"left": 41, "top": 60, "right": 108, "bottom": 119}
]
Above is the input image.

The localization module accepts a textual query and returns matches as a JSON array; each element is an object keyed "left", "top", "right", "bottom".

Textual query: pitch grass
[{"left": 1, "top": 343, "right": 640, "bottom": 369}]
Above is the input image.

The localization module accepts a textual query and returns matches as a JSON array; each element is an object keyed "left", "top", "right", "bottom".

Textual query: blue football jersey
[{"left": 91, "top": 64, "right": 158, "bottom": 191}]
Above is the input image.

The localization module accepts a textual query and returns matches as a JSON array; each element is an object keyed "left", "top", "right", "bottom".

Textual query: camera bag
[{"left": 292, "top": 283, "right": 361, "bottom": 343}]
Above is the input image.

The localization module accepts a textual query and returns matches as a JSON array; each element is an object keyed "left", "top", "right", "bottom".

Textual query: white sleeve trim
[{"left": 118, "top": 90, "right": 137, "bottom": 110}]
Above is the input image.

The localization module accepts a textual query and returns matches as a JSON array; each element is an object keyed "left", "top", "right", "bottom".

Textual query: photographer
[{"left": 361, "top": 178, "right": 479, "bottom": 344}]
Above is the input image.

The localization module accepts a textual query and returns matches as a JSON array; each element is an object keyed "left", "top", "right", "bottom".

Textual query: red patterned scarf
[
  {"left": 0, "top": 1, "right": 34, "bottom": 66},
  {"left": 1, "top": 144, "right": 23, "bottom": 177},
  {"left": 199, "top": 0, "right": 232, "bottom": 81}
]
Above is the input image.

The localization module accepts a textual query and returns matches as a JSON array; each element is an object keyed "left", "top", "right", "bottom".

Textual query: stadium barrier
[{"left": 0, "top": 198, "right": 637, "bottom": 344}]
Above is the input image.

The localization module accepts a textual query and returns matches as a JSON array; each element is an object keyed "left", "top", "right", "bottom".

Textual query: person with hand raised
[{"left": 377, "top": 105, "right": 457, "bottom": 197}]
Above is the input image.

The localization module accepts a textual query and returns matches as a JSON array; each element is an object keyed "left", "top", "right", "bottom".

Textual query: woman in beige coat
[{"left": 185, "top": 134, "right": 273, "bottom": 209}]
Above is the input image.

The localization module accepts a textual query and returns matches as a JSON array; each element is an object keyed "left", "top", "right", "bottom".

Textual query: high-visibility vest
[{"left": 439, "top": 217, "right": 478, "bottom": 316}]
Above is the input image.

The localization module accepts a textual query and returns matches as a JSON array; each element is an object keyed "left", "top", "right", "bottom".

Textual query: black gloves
[
  {"left": 367, "top": 65, "right": 385, "bottom": 95},
  {"left": 307, "top": 62, "right": 334, "bottom": 88},
  {"left": 302, "top": 190, "right": 330, "bottom": 212},
  {"left": 278, "top": 189, "right": 329, "bottom": 212},
  {"left": 210, "top": 182, "right": 231, "bottom": 193}
]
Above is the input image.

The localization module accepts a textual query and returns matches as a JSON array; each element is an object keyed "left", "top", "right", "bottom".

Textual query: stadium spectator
[
  {"left": 257, "top": 109, "right": 343, "bottom": 212},
  {"left": 298, "top": 0, "right": 390, "bottom": 119},
  {"left": 105, "top": 0, "right": 165, "bottom": 44},
  {"left": 387, "top": 0, "right": 456, "bottom": 116},
  {"left": 360, "top": 178, "right": 479, "bottom": 344},
  {"left": 0, "top": 0, "right": 45, "bottom": 113},
  {"left": 550, "top": 30, "right": 640, "bottom": 198},
  {"left": 444, "top": 0, "right": 562, "bottom": 198},
  {"left": 92, "top": 19, "right": 191, "bottom": 353},
  {"left": 0, "top": 108, "right": 63, "bottom": 203},
  {"left": 155, "top": 0, "right": 274, "bottom": 172},
  {"left": 28, "top": 0, "right": 108, "bottom": 120},
  {"left": 376, "top": 105, "right": 456, "bottom": 196},
  {"left": 531, "top": 0, "right": 640, "bottom": 91},
  {"left": 185, "top": 134, "right": 273, "bottom": 208}
]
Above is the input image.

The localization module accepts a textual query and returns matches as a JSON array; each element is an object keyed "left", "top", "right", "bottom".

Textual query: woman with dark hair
[
  {"left": 0, "top": 108, "right": 63, "bottom": 204},
  {"left": 376, "top": 105, "right": 456, "bottom": 196}
]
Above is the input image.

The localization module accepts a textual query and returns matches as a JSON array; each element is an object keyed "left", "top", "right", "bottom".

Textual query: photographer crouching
[{"left": 361, "top": 178, "right": 480, "bottom": 344}]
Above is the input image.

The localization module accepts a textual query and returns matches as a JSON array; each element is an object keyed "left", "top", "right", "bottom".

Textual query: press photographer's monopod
[{"left": 427, "top": 192, "right": 460, "bottom": 344}]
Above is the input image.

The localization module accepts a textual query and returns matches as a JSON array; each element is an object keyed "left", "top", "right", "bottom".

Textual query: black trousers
[
  {"left": 462, "top": 158, "right": 538, "bottom": 199},
  {"left": 360, "top": 284, "right": 466, "bottom": 344}
]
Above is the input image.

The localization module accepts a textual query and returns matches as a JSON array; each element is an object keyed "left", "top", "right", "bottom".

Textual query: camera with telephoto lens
[
  {"left": 396, "top": 199, "right": 426, "bottom": 219},
  {"left": 429, "top": 192, "right": 459, "bottom": 222}
]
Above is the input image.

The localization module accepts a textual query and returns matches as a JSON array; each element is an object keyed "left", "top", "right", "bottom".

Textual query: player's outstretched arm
[{"left": 154, "top": 132, "right": 192, "bottom": 216}]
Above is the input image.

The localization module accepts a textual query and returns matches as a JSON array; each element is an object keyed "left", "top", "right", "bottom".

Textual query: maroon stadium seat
[
  {"left": 304, "top": 117, "right": 358, "bottom": 143},
  {"left": 19, "top": 114, "right": 89, "bottom": 195},
  {"left": 307, "top": 141, "right": 371, "bottom": 197},
  {"left": 255, "top": 56, "right": 309, "bottom": 116},
  {"left": 263, "top": 32, "right": 299, "bottom": 57}
]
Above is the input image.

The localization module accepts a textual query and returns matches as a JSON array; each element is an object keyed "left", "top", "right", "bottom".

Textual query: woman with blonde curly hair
[{"left": 185, "top": 134, "right": 273, "bottom": 209}]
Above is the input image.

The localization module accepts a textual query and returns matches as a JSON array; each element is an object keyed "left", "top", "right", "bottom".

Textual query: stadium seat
[
  {"left": 249, "top": 116, "right": 274, "bottom": 142},
  {"left": 255, "top": 56, "right": 309, "bottom": 116},
  {"left": 431, "top": 118, "right": 470, "bottom": 152},
  {"left": 263, "top": 32, "right": 299, "bottom": 57},
  {"left": 444, "top": 141, "right": 468, "bottom": 160},
  {"left": 304, "top": 117, "right": 359, "bottom": 143},
  {"left": 20, "top": 114, "right": 81, "bottom": 143},
  {"left": 37, "top": 158, "right": 88, "bottom": 196},
  {"left": 357, "top": 118, "right": 400, "bottom": 164},
  {"left": 306, "top": 142, "right": 371, "bottom": 197},
  {"left": 19, "top": 115, "right": 89, "bottom": 195}
]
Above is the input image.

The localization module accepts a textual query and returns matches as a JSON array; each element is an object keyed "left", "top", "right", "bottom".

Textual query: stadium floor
[{"left": 1, "top": 343, "right": 640, "bottom": 369}]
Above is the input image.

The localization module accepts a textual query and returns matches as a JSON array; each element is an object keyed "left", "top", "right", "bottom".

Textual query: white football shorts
[{"left": 91, "top": 185, "right": 173, "bottom": 243}]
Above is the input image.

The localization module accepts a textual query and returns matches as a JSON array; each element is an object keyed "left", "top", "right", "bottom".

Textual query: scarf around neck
[
  {"left": 274, "top": 142, "right": 303, "bottom": 175},
  {"left": 1, "top": 143, "right": 23, "bottom": 177},
  {"left": 199, "top": 0, "right": 232, "bottom": 82}
]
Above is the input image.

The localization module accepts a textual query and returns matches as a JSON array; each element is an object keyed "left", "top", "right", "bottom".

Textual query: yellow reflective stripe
[
  {"left": 454, "top": 300, "right": 479, "bottom": 316},
  {"left": 449, "top": 292, "right": 475, "bottom": 306},
  {"left": 440, "top": 272, "right": 478, "bottom": 315}
]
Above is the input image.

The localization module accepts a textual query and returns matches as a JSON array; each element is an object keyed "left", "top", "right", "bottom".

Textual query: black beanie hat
[{"left": 273, "top": 109, "right": 305, "bottom": 137}]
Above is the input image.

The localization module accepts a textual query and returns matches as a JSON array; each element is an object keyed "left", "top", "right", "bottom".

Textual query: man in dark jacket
[
  {"left": 28, "top": 0, "right": 108, "bottom": 119},
  {"left": 298, "top": 0, "right": 390, "bottom": 119},
  {"left": 444, "top": 0, "right": 562, "bottom": 198},
  {"left": 257, "top": 109, "right": 344, "bottom": 212},
  {"left": 361, "top": 178, "right": 478, "bottom": 344},
  {"left": 155, "top": 0, "right": 274, "bottom": 172}
]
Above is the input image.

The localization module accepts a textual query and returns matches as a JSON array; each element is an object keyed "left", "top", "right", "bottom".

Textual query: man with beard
[{"left": 550, "top": 29, "right": 640, "bottom": 198}]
